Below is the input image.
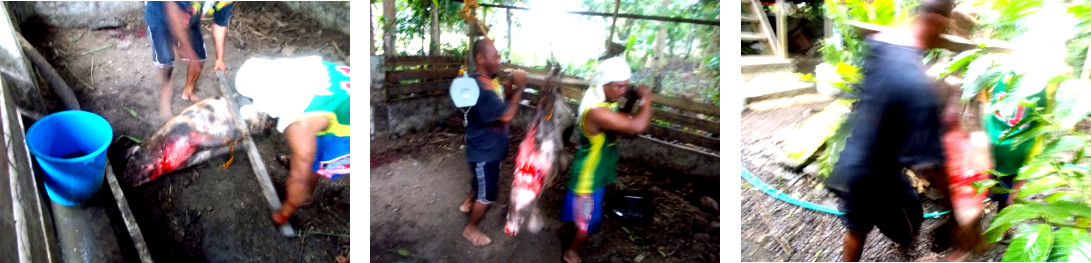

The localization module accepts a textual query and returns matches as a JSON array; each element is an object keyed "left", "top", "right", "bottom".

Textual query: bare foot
[
  {"left": 462, "top": 226, "right": 491, "bottom": 247},
  {"left": 181, "top": 93, "right": 201, "bottom": 102},
  {"left": 916, "top": 255, "right": 939, "bottom": 262},
  {"left": 563, "top": 249, "right": 581, "bottom": 263},
  {"left": 459, "top": 199, "right": 472, "bottom": 213},
  {"left": 944, "top": 250, "right": 969, "bottom": 262}
]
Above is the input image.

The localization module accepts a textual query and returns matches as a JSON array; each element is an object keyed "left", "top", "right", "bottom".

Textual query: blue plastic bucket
[{"left": 25, "top": 110, "right": 113, "bottom": 206}]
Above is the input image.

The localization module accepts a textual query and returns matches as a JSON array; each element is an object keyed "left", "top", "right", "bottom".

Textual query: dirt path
[
  {"left": 21, "top": 3, "right": 350, "bottom": 261},
  {"left": 371, "top": 115, "right": 721, "bottom": 262},
  {"left": 740, "top": 95, "right": 1007, "bottom": 261}
]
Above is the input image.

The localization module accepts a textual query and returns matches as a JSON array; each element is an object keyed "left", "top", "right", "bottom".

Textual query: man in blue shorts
[
  {"left": 145, "top": 1, "right": 234, "bottom": 120},
  {"left": 233, "top": 56, "right": 350, "bottom": 226},
  {"left": 455, "top": 38, "right": 526, "bottom": 247},
  {"left": 823, "top": 0, "right": 966, "bottom": 261}
]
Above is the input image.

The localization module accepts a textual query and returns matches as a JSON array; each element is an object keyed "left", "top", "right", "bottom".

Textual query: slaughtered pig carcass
[
  {"left": 504, "top": 65, "right": 575, "bottom": 236},
  {"left": 123, "top": 97, "right": 246, "bottom": 187}
]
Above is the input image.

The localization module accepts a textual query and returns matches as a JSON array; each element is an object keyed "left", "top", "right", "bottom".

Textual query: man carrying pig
[
  {"left": 232, "top": 56, "right": 350, "bottom": 227},
  {"left": 562, "top": 57, "right": 653, "bottom": 263},
  {"left": 824, "top": 0, "right": 975, "bottom": 261},
  {"left": 456, "top": 38, "right": 527, "bottom": 247}
]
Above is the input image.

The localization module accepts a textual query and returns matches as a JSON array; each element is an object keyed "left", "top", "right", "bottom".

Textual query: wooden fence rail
[{"left": 381, "top": 56, "right": 720, "bottom": 151}]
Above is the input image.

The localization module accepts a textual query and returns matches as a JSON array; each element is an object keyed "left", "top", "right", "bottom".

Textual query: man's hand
[
  {"left": 512, "top": 69, "right": 527, "bottom": 88},
  {"left": 214, "top": 58, "right": 226, "bottom": 73}
]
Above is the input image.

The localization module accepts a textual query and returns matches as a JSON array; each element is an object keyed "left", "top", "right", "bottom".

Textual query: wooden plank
[
  {"left": 386, "top": 69, "right": 461, "bottom": 83},
  {"left": 386, "top": 56, "right": 464, "bottom": 67},
  {"left": 644, "top": 124, "right": 719, "bottom": 151},
  {"left": 651, "top": 94, "right": 719, "bottom": 117},
  {"left": 453, "top": 0, "right": 719, "bottom": 26},
  {"left": 741, "top": 16, "right": 760, "bottom": 22},
  {"left": 846, "top": 21, "right": 1014, "bottom": 53},
  {"left": 104, "top": 165, "right": 154, "bottom": 263},
  {"left": 214, "top": 71, "right": 296, "bottom": 237},
  {"left": 740, "top": 32, "right": 766, "bottom": 41},
  {"left": 388, "top": 80, "right": 453, "bottom": 96},
  {"left": 776, "top": 0, "right": 787, "bottom": 58},
  {"left": 653, "top": 109, "right": 719, "bottom": 133},
  {"left": 524, "top": 73, "right": 719, "bottom": 117}
]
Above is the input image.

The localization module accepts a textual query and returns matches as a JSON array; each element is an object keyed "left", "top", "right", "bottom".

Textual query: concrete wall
[
  {"left": 384, "top": 95, "right": 457, "bottom": 135},
  {"left": 10, "top": 1, "right": 350, "bottom": 35},
  {"left": 279, "top": 1, "right": 350, "bottom": 35},
  {"left": 10, "top": 1, "right": 142, "bottom": 29}
]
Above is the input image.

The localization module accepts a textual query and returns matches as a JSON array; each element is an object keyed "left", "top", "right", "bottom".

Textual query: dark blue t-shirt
[
  {"left": 464, "top": 80, "right": 510, "bottom": 163},
  {"left": 825, "top": 38, "right": 945, "bottom": 195}
]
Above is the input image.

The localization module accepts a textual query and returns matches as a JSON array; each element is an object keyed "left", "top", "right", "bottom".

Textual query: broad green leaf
[
  {"left": 1052, "top": 202, "right": 1091, "bottom": 218},
  {"left": 1045, "top": 192, "right": 1081, "bottom": 203},
  {"left": 835, "top": 63, "right": 862, "bottom": 84},
  {"left": 1015, "top": 162, "right": 1056, "bottom": 181},
  {"left": 986, "top": 204, "right": 1039, "bottom": 243},
  {"left": 972, "top": 179, "right": 999, "bottom": 196},
  {"left": 1048, "top": 227, "right": 1091, "bottom": 262},
  {"left": 1039, "top": 136, "right": 1089, "bottom": 158},
  {"left": 941, "top": 49, "right": 982, "bottom": 80},
  {"left": 962, "top": 61, "right": 1004, "bottom": 101},
  {"left": 1001, "top": 223, "right": 1054, "bottom": 262},
  {"left": 990, "top": 185, "right": 1012, "bottom": 194},
  {"left": 1017, "top": 176, "right": 1067, "bottom": 198},
  {"left": 1008, "top": 125, "right": 1052, "bottom": 149},
  {"left": 1056, "top": 79, "right": 1091, "bottom": 129},
  {"left": 784, "top": 100, "right": 852, "bottom": 163}
]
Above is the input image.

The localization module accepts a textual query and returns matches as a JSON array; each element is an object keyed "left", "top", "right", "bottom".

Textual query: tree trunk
[
  {"left": 506, "top": 9, "right": 512, "bottom": 59},
  {"left": 431, "top": 1, "right": 441, "bottom": 56},
  {"left": 653, "top": 0, "right": 668, "bottom": 92},
  {"left": 383, "top": 0, "right": 396, "bottom": 58},
  {"left": 371, "top": 4, "right": 376, "bottom": 56}
]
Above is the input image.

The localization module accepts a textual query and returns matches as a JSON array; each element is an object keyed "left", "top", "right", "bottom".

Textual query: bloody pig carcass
[
  {"left": 123, "top": 97, "right": 245, "bottom": 187},
  {"left": 505, "top": 65, "right": 575, "bottom": 236}
]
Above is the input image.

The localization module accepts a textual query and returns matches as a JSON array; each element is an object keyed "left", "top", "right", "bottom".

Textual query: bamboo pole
[{"left": 449, "top": 0, "right": 718, "bottom": 26}]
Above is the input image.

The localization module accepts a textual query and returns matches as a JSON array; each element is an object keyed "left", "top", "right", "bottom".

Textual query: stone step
[{"left": 742, "top": 73, "right": 817, "bottom": 103}]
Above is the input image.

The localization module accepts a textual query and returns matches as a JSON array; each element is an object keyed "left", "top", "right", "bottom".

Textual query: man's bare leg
[
  {"left": 843, "top": 230, "right": 867, "bottom": 262},
  {"left": 158, "top": 66, "right": 174, "bottom": 120},
  {"left": 462, "top": 201, "right": 491, "bottom": 246},
  {"left": 564, "top": 231, "right": 590, "bottom": 263},
  {"left": 459, "top": 191, "right": 474, "bottom": 213},
  {"left": 181, "top": 60, "right": 203, "bottom": 102}
]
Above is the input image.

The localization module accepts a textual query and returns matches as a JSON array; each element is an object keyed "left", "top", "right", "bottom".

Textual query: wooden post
[
  {"left": 776, "top": 0, "right": 787, "bottom": 58},
  {"left": 370, "top": 3, "right": 376, "bottom": 56},
  {"left": 383, "top": 0, "right": 396, "bottom": 58},
  {"left": 431, "top": 1, "right": 441, "bottom": 57}
]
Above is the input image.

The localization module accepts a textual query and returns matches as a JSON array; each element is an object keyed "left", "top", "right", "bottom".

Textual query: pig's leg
[
  {"left": 527, "top": 205, "right": 543, "bottom": 233},
  {"left": 158, "top": 66, "right": 175, "bottom": 120}
]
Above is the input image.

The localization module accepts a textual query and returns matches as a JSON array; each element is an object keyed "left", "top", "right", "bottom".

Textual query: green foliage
[{"left": 972, "top": 0, "right": 1045, "bottom": 41}]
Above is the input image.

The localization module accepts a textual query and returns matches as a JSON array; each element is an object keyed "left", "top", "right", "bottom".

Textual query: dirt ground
[
  {"left": 20, "top": 3, "right": 350, "bottom": 262},
  {"left": 370, "top": 113, "right": 721, "bottom": 262},
  {"left": 740, "top": 95, "right": 1008, "bottom": 261}
]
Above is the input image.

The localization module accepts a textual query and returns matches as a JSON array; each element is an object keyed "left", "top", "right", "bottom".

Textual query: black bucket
[{"left": 607, "top": 190, "right": 655, "bottom": 225}]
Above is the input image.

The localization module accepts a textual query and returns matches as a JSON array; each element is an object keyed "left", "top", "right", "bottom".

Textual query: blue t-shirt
[
  {"left": 464, "top": 79, "right": 510, "bottom": 163},
  {"left": 145, "top": 1, "right": 234, "bottom": 27},
  {"left": 825, "top": 39, "right": 945, "bottom": 196}
]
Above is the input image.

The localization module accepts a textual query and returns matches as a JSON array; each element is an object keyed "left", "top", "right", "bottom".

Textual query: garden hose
[{"left": 742, "top": 164, "right": 1090, "bottom": 218}]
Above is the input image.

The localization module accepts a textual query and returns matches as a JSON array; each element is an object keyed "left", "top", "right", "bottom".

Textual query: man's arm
[
  {"left": 212, "top": 3, "right": 234, "bottom": 72},
  {"left": 587, "top": 86, "right": 654, "bottom": 135},
  {"left": 497, "top": 70, "right": 526, "bottom": 124},
  {"left": 212, "top": 24, "right": 227, "bottom": 72},
  {"left": 162, "top": 2, "right": 198, "bottom": 60},
  {"left": 283, "top": 116, "right": 331, "bottom": 179}
]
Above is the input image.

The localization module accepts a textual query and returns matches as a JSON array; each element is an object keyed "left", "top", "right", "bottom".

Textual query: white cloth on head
[
  {"left": 578, "top": 57, "right": 631, "bottom": 119},
  {"left": 234, "top": 56, "right": 331, "bottom": 132}
]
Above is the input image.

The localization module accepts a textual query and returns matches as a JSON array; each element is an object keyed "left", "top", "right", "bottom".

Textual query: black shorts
[
  {"left": 835, "top": 182, "right": 923, "bottom": 245},
  {"left": 468, "top": 161, "right": 501, "bottom": 204}
]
